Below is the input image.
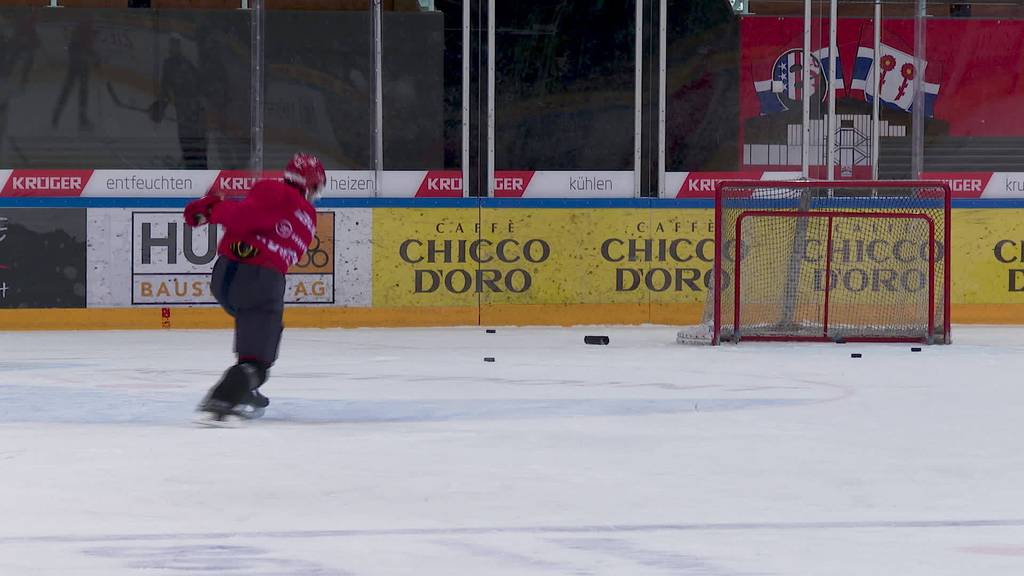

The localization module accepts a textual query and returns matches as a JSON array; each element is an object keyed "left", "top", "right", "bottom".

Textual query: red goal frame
[{"left": 712, "top": 180, "right": 952, "bottom": 345}]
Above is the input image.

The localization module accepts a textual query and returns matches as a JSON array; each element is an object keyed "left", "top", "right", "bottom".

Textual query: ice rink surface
[{"left": 2, "top": 324, "right": 1024, "bottom": 575}]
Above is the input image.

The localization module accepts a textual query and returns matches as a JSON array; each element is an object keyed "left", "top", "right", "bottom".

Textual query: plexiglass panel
[
  {"left": 264, "top": 2, "right": 373, "bottom": 171},
  {"left": 492, "top": 0, "right": 638, "bottom": 197},
  {"left": 0, "top": 6, "right": 251, "bottom": 169}
]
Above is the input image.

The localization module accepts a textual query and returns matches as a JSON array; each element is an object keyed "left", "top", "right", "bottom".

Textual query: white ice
[{"left": 2, "top": 325, "right": 1024, "bottom": 575}]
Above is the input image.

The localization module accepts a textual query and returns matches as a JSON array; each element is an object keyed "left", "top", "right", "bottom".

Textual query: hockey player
[{"left": 184, "top": 153, "right": 326, "bottom": 422}]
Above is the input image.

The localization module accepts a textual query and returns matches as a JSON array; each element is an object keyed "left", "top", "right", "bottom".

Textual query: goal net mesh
[{"left": 679, "top": 181, "right": 951, "bottom": 345}]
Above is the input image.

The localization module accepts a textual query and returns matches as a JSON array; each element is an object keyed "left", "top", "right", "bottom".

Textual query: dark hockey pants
[{"left": 211, "top": 256, "right": 286, "bottom": 366}]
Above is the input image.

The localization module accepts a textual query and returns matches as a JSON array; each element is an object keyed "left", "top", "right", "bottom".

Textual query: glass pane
[
  {"left": 264, "top": 1, "right": 372, "bottom": 174},
  {"left": 0, "top": 6, "right": 251, "bottom": 169},
  {"left": 736, "top": 0, "right": 922, "bottom": 182},
  {"left": 920, "top": 2, "right": 1024, "bottom": 187},
  {"left": 381, "top": 0, "right": 455, "bottom": 195},
  {"left": 494, "top": 0, "right": 637, "bottom": 197},
  {"left": 664, "top": 0, "right": 740, "bottom": 196}
]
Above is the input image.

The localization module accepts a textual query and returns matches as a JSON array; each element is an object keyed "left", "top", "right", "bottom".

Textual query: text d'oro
[{"left": 414, "top": 268, "right": 532, "bottom": 294}]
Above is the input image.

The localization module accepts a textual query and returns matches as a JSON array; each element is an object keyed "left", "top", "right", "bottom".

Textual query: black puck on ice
[
  {"left": 584, "top": 335, "right": 610, "bottom": 345},
  {"left": 911, "top": 347, "right": 922, "bottom": 352},
  {"left": 484, "top": 357, "right": 495, "bottom": 362},
  {"left": 485, "top": 329, "right": 496, "bottom": 333},
  {"left": 851, "top": 353, "right": 862, "bottom": 358}
]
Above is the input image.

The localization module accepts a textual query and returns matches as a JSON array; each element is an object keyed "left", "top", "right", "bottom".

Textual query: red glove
[{"left": 184, "top": 194, "right": 221, "bottom": 227}]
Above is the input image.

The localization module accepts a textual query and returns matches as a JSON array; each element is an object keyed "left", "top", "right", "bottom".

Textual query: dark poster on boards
[{"left": 0, "top": 209, "right": 86, "bottom": 308}]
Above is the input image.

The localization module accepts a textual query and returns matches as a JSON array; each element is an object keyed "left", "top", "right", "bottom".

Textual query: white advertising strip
[
  {"left": 664, "top": 172, "right": 687, "bottom": 198},
  {"left": 381, "top": 171, "right": 432, "bottom": 197},
  {"left": 921, "top": 172, "right": 1024, "bottom": 198},
  {"left": 87, "top": 170, "right": 390, "bottom": 198},
  {"left": 976, "top": 173, "right": 1018, "bottom": 197},
  {"left": 331, "top": 171, "right": 458, "bottom": 197},
  {"left": 75, "top": 170, "right": 438, "bottom": 198},
  {"left": 325, "top": 170, "right": 377, "bottom": 196},
  {"left": 69, "top": 170, "right": 638, "bottom": 198},
  {"left": 26, "top": 170, "right": 1024, "bottom": 199},
  {"left": 518, "top": 171, "right": 636, "bottom": 198},
  {"left": 332, "top": 170, "right": 458, "bottom": 198},
  {"left": 665, "top": 171, "right": 802, "bottom": 197},
  {"left": 86, "top": 171, "right": 220, "bottom": 197}
]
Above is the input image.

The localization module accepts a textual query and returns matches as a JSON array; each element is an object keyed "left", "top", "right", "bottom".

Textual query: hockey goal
[{"left": 678, "top": 180, "right": 951, "bottom": 345}]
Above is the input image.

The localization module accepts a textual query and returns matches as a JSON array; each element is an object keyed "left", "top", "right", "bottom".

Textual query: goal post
[{"left": 679, "top": 180, "right": 952, "bottom": 345}]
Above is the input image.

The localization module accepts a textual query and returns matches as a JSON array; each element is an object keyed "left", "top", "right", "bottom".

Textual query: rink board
[{"left": 0, "top": 199, "right": 1022, "bottom": 329}]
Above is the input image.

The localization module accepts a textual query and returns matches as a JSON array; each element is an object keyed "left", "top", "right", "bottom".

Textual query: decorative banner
[
  {"left": 740, "top": 18, "right": 1024, "bottom": 178},
  {"left": 127, "top": 210, "right": 335, "bottom": 305},
  {"left": 369, "top": 206, "right": 950, "bottom": 311},
  {"left": 371, "top": 208, "right": 717, "bottom": 308},
  {"left": 0, "top": 208, "right": 86, "bottom": 308}
]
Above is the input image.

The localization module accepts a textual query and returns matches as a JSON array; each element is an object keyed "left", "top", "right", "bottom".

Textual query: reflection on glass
[
  {"left": 382, "top": 4, "right": 447, "bottom": 169},
  {"left": 0, "top": 7, "right": 251, "bottom": 169},
  {"left": 738, "top": 1, "right": 1024, "bottom": 181},
  {"left": 495, "top": 1, "right": 636, "bottom": 171},
  {"left": 264, "top": 7, "right": 373, "bottom": 170},
  {"left": 665, "top": 0, "right": 739, "bottom": 172}
]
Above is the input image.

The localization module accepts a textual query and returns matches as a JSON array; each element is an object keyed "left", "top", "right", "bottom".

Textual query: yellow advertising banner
[
  {"left": 951, "top": 209, "right": 1024, "bottom": 321},
  {"left": 372, "top": 206, "right": 1024, "bottom": 325},
  {"left": 372, "top": 208, "right": 718, "bottom": 309}
]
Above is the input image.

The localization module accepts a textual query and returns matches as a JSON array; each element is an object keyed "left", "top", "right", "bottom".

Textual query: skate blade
[
  {"left": 238, "top": 404, "right": 265, "bottom": 419},
  {"left": 194, "top": 414, "right": 244, "bottom": 428},
  {"left": 193, "top": 406, "right": 264, "bottom": 428}
]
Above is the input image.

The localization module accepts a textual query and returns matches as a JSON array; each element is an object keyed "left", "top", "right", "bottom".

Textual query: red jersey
[{"left": 208, "top": 180, "right": 317, "bottom": 275}]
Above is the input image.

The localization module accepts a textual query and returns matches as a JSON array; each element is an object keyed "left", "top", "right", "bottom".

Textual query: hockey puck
[
  {"left": 911, "top": 347, "right": 922, "bottom": 352},
  {"left": 584, "top": 335, "right": 610, "bottom": 345},
  {"left": 484, "top": 357, "right": 495, "bottom": 362},
  {"left": 485, "top": 329, "right": 496, "bottom": 333},
  {"left": 835, "top": 338, "right": 846, "bottom": 344},
  {"left": 851, "top": 353, "right": 862, "bottom": 358}
]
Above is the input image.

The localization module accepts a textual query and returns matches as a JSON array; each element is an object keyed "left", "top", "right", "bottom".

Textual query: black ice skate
[
  {"left": 247, "top": 388, "right": 270, "bottom": 409},
  {"left": 195, "top": 363, "right": 266, "bottom": 426}
]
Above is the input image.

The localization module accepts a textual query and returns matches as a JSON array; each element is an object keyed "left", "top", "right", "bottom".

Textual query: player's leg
[
  {"left": 198, "top": 264, "right": 285, "bottom": 418},
  {"left": 231, "top": 266, "right": 285, "bottom": 412},
  {"left": 210, "top": 256, "right": 238, "bottom": 317},
  {"left": 236, "top": 264, "right": 285, "bottom": 369},
  {"left": 199, "top": 260, "right": 263, "bottom": 417}
]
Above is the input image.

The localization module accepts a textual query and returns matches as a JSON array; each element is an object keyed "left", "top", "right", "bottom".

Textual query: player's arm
[{"left": 184, "top": 193, "right": 220, "bottom": 227}]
